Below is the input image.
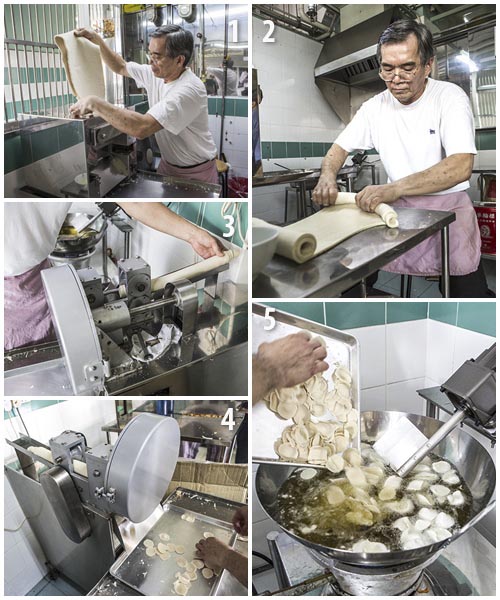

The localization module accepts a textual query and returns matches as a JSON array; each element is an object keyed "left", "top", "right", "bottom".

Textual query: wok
[
  {"left": 53, "top": 213, "right": 108, "bottom": 255},
  {"left": 255, "top": 411, "right": 496, "bottom": 568}
]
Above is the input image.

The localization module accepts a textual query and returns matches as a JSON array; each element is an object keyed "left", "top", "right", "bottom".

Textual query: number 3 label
[
  {"left": 222, "top": 408, "right": 235, "bottom": 431},
  {"left": 223, "top": 215, "right": 235, "bottom": 238}
]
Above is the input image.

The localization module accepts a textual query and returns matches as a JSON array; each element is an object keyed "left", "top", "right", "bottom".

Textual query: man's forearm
[
  {"left": 97, "top": 39, "right": 127, "bottom": 75},
  {"left": 117, "top": 202, "right": 199, "bottom": 242},
  {"left": 88, "top": 98, "right": 152, "bottom": 138},
  {"left": 393, "top": 153, "right": 473, "bottom": 197},
  {"left": 320, "top": 143, "right": 349, "bottom": 179}
]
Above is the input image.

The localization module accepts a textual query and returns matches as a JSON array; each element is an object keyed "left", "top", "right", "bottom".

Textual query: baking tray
[
  {"left": 252, "top": 302, "right": 360, "bottom": 466},
  {"left": 109, "top": 488, "right": 241, "bottom": 596}
]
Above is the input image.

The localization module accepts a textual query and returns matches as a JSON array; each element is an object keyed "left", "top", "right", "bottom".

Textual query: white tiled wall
[
  {"left": 4, "top": 399, "right": 117, "bottom": 593},
  {"left": 208, "top": 113, "right": 248, "bottom": 178}
]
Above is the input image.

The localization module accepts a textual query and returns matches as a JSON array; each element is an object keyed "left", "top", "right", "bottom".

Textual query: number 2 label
[{"left": 263, "top": 20, "right": 275, "bottom": 43}]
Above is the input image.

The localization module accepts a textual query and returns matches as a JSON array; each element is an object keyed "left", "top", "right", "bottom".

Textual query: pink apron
[
  {"left": 384, "top": 191, "right": 481, "bottom": 277},
  {"left": 4, "top": 259, "right": 55, "bottom": 351},
  {"left": 158, "top": 158, "right": 219, "bottom": 185}
]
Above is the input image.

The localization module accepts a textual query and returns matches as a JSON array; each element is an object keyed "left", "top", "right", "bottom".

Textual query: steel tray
[{"left": 252, "top": 303, "right": 360, "bottom": 466}]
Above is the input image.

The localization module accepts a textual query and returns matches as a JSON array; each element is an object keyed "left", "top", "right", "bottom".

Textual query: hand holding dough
[{"left": 336, "top": 192, "right": 398, "bottom": 229}]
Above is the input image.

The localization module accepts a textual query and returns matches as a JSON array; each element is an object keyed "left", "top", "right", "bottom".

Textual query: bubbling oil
[{"left": 275, "top": 449, "right": 473, "bottom": 551}]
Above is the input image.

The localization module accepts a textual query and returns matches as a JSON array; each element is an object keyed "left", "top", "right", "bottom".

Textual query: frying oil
[{"left": 275, "top": 451, "right": 472, "bottom": 551}]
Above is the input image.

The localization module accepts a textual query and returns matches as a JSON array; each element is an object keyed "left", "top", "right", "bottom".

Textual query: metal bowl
[
  {"left": 252, "top": 226, "right": 279, "bottom": 281},
  {"left": 52, "top": 213, "right": 107, "bottom": 255},
  {"left": 255, "top": 410, "right": 496, "bottom": 568}
]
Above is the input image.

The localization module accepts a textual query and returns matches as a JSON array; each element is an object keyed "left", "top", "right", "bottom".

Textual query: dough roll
[
  {"left": 151, "top": 249, "right": 239, "bottom": 291},
  {"left": 253, "top": 218, "right": 316, "bottom": 263},
  {"left": 336, "top": 192, "right": 399, "bottom": 228},
  {"left": 54, "top": 31, "right": 106, "bottom": 99}
]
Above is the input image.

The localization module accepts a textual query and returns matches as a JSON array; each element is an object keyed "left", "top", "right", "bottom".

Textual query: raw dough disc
[
  {"left": 192, "top": 559, "right": 205, "bottom": 569},
  {"left": 175, "top": 545, "right": 185, "bottom": 554},
  {"left": 143, "top": 539, "right": 154, "bottom": 547},
  {"left": 166, "top": 543, "right": 176, "bottom": 552},
  {"left": 176, "top": 556, "right": 188, "bottom": 568},
  {"left": 203, "top": 532, "right": 215, "bottom": 539},
  {"left": 159, "top": 533, "right": 170, "bottom": 541},
  {"left": 145, "top": 546, "right": 156, "bottom": 557},
  {"left": 202, "top": 567, "right": 214, "bottom": 579},
  {"left": 159, "top": 552, "right": 170, "bottom": 561}
]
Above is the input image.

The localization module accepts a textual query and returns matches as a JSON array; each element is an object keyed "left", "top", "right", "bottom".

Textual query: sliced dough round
[
  {"left": 299, "top": 468, "right": 317, "bottom": 480},
  {"left": 145, "top": 546, "right": 156, "bottom": 557},
  {"left": 202, "top": 567, "right": 214, "bottom": 579},
  {"left": 441, "top": 471, "right": 460, "bottom": 485},
  {"left": 159, "top": 552, "right": 170, "bottom": 561},
  {"left": 447, "top": 490, "right": 465, "bottom": 506},
  {"left": 378, "top": 486, "right": 396, "bottom": 501},
  {"left": 192, "top": 559, "right": 205, "bottom": 569},
  {"left": 343, "top": 447, "right": 362, "bottom": 467},
  {"left": 277, "top": 443, "right": 299, "bottom": 460},
  {"left": 430, "top": 484, "right": 450, "bottom": 497},
  {"left": 432, "top": 460, "right": 451, "bottom": 474},
  {"left": 157, "top": 543, "right": 169, "bottom": 553},
  {"left": 326, "top": 454, "right": 345, "bottom": 474},
  {"left": 159, "top": 532, "right": 170, "bottom": 541},
  {"left": 143, "top": 539, "right": 154, "bottom": 547},
  {"left": 175, "top": 545, "right": 185, "bottom": 554},
  {"left": 166, "top": 543, "right": 176, "bottom": 552},
  {"left": 186, "top": 571, "right": 197, "bottom": 581},
  {"left": 325, "top": 485, "right": 345, "bottom": 506},
  {"left": 176, "top": 556, "right": 188, "bottom": 568},
  {"left": 174, "top": 581, "right": 188, "bottom": 596},
  {"left": 203, "top": 532, "right": 215, "bottom": 539},
  {"left": 333, "top": 366, "right": 352, "bottom": 385}
]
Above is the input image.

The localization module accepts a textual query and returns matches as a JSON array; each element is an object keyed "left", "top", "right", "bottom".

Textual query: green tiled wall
[
  {"left": 261, "top": 131, "right": 496, "bottom": 160},
  {"left": 263, "top": 301, "right": 495, "bottom": 336},
  {"left": 5, "top": 4, "right": 77, "bottom": 44},
  {"left": 166, "top": 202, "right": 248, "bottom": 248},
  {"left": 5, "top": 119, "right": 83, "bottom": 174},
  {"left": 326, "top": 303, "right": 386, "bottom": 329},
  {"left": 207, "top": 97, "right": 248, "bottom": 118}
]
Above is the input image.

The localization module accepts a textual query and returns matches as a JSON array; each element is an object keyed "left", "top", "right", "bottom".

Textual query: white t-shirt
[
  {"left": 335, "top": 78, "right": 477, "bottom": 195},
  {"left": 5, "top": 202, "right": 72, "bottom": 276},
  {"left": 127, "top": 63, "right": 218, "bottom": 167}
]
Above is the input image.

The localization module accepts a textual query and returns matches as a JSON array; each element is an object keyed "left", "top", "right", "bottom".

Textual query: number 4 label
[{"left": 222, "top": 408, "right": 235, "bottom": 431}]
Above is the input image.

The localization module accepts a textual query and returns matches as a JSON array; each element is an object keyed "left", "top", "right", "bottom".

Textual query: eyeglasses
[
  {"left": 379, "top": 64, "right": 422, "bottom": 82},
  {"left": 147, "top": 52, "right": 167, "bottom": 64}
]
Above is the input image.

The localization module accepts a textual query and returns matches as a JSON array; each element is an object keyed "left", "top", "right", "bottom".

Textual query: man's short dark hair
[
  {"left": 377, "top": 19, "right": 435, "bottom": 66},
  {"left": 150, "top": 24, "right": 193, "bottom": 66}
]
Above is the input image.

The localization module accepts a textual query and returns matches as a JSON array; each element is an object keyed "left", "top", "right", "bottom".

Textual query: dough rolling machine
[
  {"left": 5, "top": 251, "right": 248, "bottom": 396},
  {"left": 5, "top": 414, "right": 247, "bottom": 595},
  {"left": 15, "top": 112, "right": 221, "bottom": 199}
]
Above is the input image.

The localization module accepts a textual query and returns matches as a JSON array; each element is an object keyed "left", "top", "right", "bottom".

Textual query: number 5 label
[{"left": 264, "top": 307, "right": 275, "bottom": 330}]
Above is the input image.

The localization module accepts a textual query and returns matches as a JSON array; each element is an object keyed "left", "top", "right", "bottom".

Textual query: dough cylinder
[
  {"left": 151, "top": 249, "right": 239, "bottom": 292},
  {"left": 252, "top": 218, "right": 317, "bottom": 264},
  {"left": 336, "top": 192, "right": 398, "bottom": 228}
]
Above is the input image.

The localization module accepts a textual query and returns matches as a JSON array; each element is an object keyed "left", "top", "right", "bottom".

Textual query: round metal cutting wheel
[{"left": 104, "top": 413, "right": 180, "bottom": 522}]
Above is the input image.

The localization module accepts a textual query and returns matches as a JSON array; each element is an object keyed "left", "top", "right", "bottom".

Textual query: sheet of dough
[
  {"left": 254, "top": 204, "right": 389, "bottom": 264},
  {"left": 54, "top": 31, "right": 105, "bottom": 99},
  {"left": 336, "top": 192, "right": 398, "bottom": 228},
  {"left": 151, "top": 249, "right": 239, "bottom": 291}
]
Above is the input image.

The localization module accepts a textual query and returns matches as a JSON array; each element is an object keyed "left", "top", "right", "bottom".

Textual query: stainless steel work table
[{"left": 253, "top": 208, "right": 455, "bottom": 298}]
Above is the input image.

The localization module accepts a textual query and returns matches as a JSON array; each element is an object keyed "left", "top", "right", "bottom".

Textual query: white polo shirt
[
  {"left": 5, "top": 202, "right": 72, "bottom": 276},
  {"left": 127, "top": 62, "right": 218, "bottom": 167},
  {"left": 335, "top": 78, "right": 477, "bottom": 195}
]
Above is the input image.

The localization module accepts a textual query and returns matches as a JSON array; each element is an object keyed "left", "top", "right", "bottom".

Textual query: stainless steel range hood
[{"left": 314, "top": 6, "right": 412, "bottom": 123}]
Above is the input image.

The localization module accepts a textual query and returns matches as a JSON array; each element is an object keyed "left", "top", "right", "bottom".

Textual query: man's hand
[
  {"left": 195, "top": 537, "right": 230, "bottom": 570},
  {"left": 69, "top": 96, "right": 97, "bottom": 118},
  {"left": 256, "top": 332, "right": 328, "bottom": 393},
  {"left": 232, "top": 506, "right": 248, "bottom": 536},
  {"left": 355, "top": 183, "right": 400, "bottom": 212},
  {"left": 312, "top": 175, "right": 339, "bottom": 207},
  {"left": 74, "top": 27, "right": 103, "bottom": 46},
  {"left": 189, "top": 228, "right": 224, "bottom": 259}
]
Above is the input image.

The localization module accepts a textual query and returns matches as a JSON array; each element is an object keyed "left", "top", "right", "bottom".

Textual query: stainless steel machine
[
  {"left": 5, "top": 413, "right": 248, "bottom": 595},
  {"left": 5, "top": 254, "right": 248, "bottom": 396},
  {"left": 15, "top": 114, "right": 221, "bottom": 199},
  {"left": 5, "top": 414, "right": 180, "bottom": 592}
]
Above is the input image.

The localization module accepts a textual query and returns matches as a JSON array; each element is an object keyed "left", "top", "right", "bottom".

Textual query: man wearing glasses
[
  {"left": 70, "top": 25, "right": 219, "bottom": 184},
  {"left": 313, "top": 20, "right": 488, "bottom": 297}
]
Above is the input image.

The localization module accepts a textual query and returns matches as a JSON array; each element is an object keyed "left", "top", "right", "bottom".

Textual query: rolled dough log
[
  {"left": 253, "top": 203, "right": 390, "bottom": 265},
  {"left": 27, "top": 446, "right": 54, "bottom": 463},
  {"left": 151, "top": 249, "right": 239, "bottom": 291},
  {"left": 336, "top": 192, "right": 399, "bottom": 228},
  {"left": 54, "top": 31, "right": 105, "bottom": 99}
]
